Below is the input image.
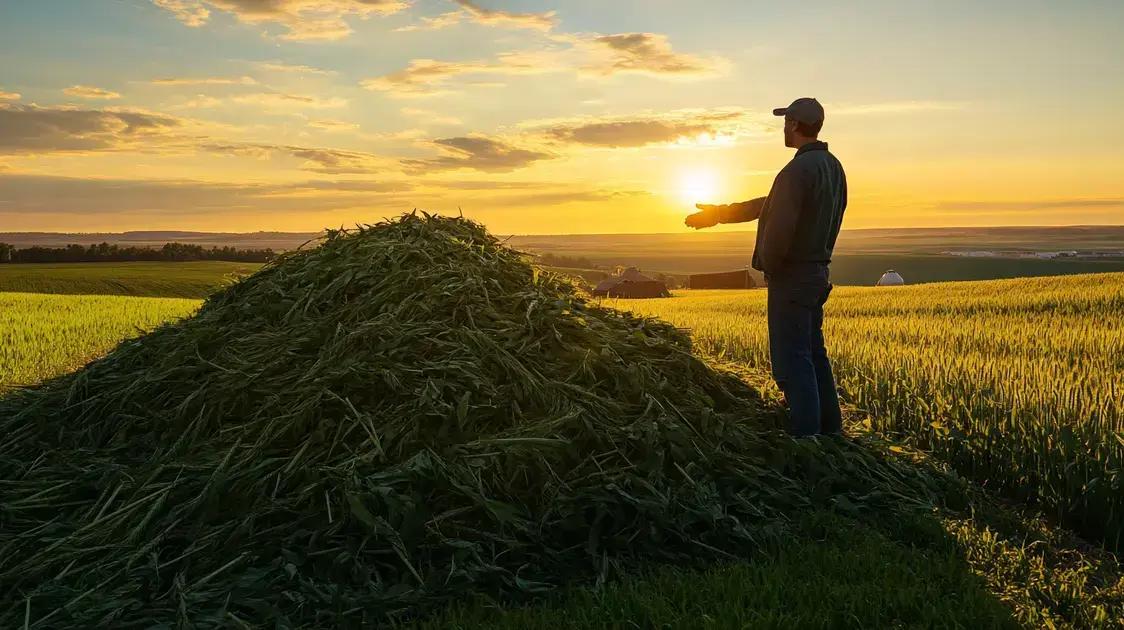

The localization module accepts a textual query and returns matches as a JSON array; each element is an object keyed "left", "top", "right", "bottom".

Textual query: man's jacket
[{"left": 752, "top": 141, "right": 847, "bottom": 274}]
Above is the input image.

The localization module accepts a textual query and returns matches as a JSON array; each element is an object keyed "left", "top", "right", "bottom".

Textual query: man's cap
[{"left": 773, "top": 97, "right": 824, "bottom": 125}]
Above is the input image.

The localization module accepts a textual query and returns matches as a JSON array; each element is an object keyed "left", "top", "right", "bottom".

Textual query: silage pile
[{"left": 0, "top": 214, "right": 939, "bottom": 628}]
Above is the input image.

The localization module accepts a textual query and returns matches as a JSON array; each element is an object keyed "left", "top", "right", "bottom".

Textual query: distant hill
[{"left": 4, "top": 225, "right": 1122, "bottom": 254}]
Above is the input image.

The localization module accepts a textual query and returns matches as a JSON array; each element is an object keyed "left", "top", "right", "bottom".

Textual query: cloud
[
  {"left": 0, "top": 172, "right": 413, "bottom": 215},
  {"left": 0, "top": 103, "right": 384, "bottom": 174},
  {"left": 451, "top": 0, "right": 556, "bottom": 31},
  {"left": 581, "top": 33, "right": 726, "bottom": 77},
  {"left": 361, "top": 49, "right": 570, "bottom": 96},
  {"left": 829, "top": 101, "right": 969, "bottom": 115},
  {"left": 403, "top": 135, "right": 553, "bottom": 173},
  {"left": 0, "top": 90, "right": 19, "bottom": 102},
  {"left": 365, "top": 33, "right": 723, "bottom": 96},
  {"left": 0, "top": 104, "right": 184, "bottom": 154},
  {"left": 394, "top": 10, "right": 463, "bottom": 32},
  {"left": 171, "top": 91, "right": 347, "bottom": 110},
  {"left": 421, "top": 179, "right": 551, "bottom": 190},
  {"left": 0, "top": 173, "right": 642, "bottom": 221},
  {"left": 480, "top": 188, "right": 649, "bottom": 208},
  {"left": 64, "top": 85, "right": 123, "bottom": 100},
  {"left": 395, "top": 0, "right": 555, "bottom": 32},
  {"left": 152, "top": 0, "right": 409, "bottom": 41},
  {"left": 178, "top": 94, "right": 223, "bottom": 109},
  {"left": 200, "top": 142, "right": 388, "bottom": 174},
  {"left": 256, "top": 61, "right": 337, "bottom": 76},
  {"left": 153, "top": 0, "right": 210, "bottom": 27},
  {"left": 362, "top": 52, "right": 558, "bottom": 96},
  {"left": 536, "top": 110, "right": 751, "bottom": 148},
  {"left": 151, "top": 76, "right": 258, "bottom": 86},
  {"left": 308, "top": 118, "right": 360, "bottom": 131},
  {"left": 934, "top": 198, "right": 1124, "bottom": 212},
  {"left": 230, "top": 92, "right": 348, "bottom": 109}
]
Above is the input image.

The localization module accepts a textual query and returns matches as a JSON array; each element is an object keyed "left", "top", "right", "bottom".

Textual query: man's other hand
[{"left": 685, "top": 203, "right": 722, "bottom": 229}]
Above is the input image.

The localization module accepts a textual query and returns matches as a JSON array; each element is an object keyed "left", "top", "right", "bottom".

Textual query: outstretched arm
[{"left": 685, "top": 196, "right": 767, "bottom": 229}]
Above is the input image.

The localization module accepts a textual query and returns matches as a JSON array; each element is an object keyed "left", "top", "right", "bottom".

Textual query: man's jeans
[{"left": 765, "top": 263, "right": 843, "bottom": 436}]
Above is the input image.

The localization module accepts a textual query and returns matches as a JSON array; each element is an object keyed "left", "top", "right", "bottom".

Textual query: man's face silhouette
[{"left": 783, "top": 119, "right": 798, "bottom": 148}]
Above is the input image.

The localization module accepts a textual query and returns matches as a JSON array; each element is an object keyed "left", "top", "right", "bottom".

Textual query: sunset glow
[
  {"left": 0, "top": 1, "right": 1121, "bottom": 234},
  {"left": 678, "top": 170, "right": 721, "bottom": 205}
]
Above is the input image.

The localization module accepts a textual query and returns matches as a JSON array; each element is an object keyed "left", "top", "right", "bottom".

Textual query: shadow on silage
[{"left": 407, "top": 380, "right": 1028, "bottom": 629}]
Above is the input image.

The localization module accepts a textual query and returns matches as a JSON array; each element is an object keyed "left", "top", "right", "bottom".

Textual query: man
[{"left": 684, "top": 97, "right": 847, "bottom": 437}]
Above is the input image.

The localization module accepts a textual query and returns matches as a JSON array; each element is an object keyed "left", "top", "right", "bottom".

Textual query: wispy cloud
[
  {"left": 201, "top": 142, "right": 389, "bottom": 174},
  {"left": 151, "top": 0, "right": 409, "bottom": 41},
  {"left": 934, "top": 198, "right": 1124, "bottom": 212},
  {"left": 577, "top": 33, "right": 728, "bottom": 77},
  {"left": 394, "top": 10, "right": 464, "bottom": 32},
  {"left": 0, "top": 90, "right": 20, "bottom": 102},
  {"left": 396, "top": 0, "right": 555, "bottom": 32},
  {"left": 361, "top": 54, "right": 553, "bottom": 96},
  {"left": 830, "top": 101, "right": 968, "bottom": 115},
  {"left": 532, "top": 109, "right": 755, "bottom": 148},
  {"left": 256, "top": 61, "right": 338, "bottom": 76},
  {"left": 0, "top": 102, "right": 383, "bottom": 176},
  {"left": 153, "top": 0, "right": 210, "bottom": 27},
  {"left": 0, "top": 172, "right": 413, "bottom": 214},
  {"left": 0, "top": 172, "right": 644, "bottom": 218},
  {"left": 230, "top": 92, "right": 348, "bottom": 110},
  {"left": 63, "top": 85, "right": 122, "bottom": 100},
  {"left": 452, "top": 0, "right": 556, "bottom": 31},
  {"left": 308, "top": 118, "right": 360, "bottom": 131},
  {"left": 365, "top": 33, "right": 726, "bottom": 96},
  {"left": 177, "top": 94, "right": 223, "bottom": 109},
  {"left": 0, "top": 104, "right": 184, "bottom": 154},
  {"left": 403, "top": 135, "right": 553, "bottom": 173},
  {"left": 151, "top": 76, "right": 258, "bottom": 86}
]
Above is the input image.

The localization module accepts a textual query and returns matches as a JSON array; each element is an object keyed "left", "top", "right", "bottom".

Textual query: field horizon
[
  {"left": 6, "top": 223, "right": 1124, "bottom": 288},
  {"left": 4, "top": 223, "right": 1124, "bottom": 250}
]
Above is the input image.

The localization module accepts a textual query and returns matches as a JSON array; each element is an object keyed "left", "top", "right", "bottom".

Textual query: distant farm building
[
  {"left": 592, "top": 267, "right": 671, "bottom": 299},
  {"left": 877, "top": 270, "right": 905, "bottom": 286},
  {"left": 688, "top": 269, "right": 757, "bottom": 290}
]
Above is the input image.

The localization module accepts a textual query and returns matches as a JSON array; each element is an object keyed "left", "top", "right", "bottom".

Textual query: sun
[{"left": 678, "top": 169, "right": 721, "bottom": 204}]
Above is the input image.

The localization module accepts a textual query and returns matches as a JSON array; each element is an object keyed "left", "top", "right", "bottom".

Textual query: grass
[
  {"left": 0, "top": 261, "right": 259, "bottom": 298},
  {"left": 0, "top": 291, "right": 199, "bottom": 390},
  {"left": 415, "top": 512, "right": 1020, "bottom": 630},
  {"left": 610, "top": 272, "right": 1124, "bottom": 550}
]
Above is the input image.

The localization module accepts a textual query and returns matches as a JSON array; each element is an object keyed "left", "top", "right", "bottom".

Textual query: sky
[{"left": 1, "top": 0, "right": 1122, "bottom": 234}]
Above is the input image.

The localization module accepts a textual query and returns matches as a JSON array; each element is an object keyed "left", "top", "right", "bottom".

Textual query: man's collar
[{"left": 795, "top": 140, "right": 828, "bottom": 156}]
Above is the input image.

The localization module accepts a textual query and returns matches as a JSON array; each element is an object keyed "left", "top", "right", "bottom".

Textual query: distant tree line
[
  {"left": 0, "top": 242, "right": 275, "bottom": 264},
  {"left": 536, "top": 252, "right": 601, "bottom": 270}
]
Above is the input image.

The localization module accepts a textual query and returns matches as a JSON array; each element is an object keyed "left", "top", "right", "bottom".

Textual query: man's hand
[{"left": 685, "top": 203, "right": 722, "bottom": 229}]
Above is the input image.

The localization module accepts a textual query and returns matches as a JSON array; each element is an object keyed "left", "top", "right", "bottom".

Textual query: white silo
[{"left": 877, "top": 270, "right": 905, "bottom": 286}]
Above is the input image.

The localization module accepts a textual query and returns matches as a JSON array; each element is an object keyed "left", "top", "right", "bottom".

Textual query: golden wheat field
[
  {"left": 611, "top": 272, "right": 1124, "bottom": 548},
  {"left": 2, "top": 266, "right": 1124, "bottom": 627}
]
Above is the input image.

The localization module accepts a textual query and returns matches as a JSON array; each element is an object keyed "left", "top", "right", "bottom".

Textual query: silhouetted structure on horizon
[
  {"left": 688, "top": 269, "right": 757, "bottom": 290},
  {"left": 592, "top": 267, "right": 671, "bottom": 299}
]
